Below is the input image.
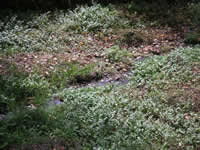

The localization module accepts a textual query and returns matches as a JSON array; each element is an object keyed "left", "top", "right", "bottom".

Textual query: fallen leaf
[
  {"left": 104, "top": 37, "right": 108, "bottom": 42},
  {"left": 79, "top": 42, "right": 84, "bottom": 46},
  {"left": 45, "top": 71, "right": 49, "bottom": 75},
  {"left": 184, "top": 114, "right": 191, "bottom": 120},
  {"left": 123, "top": 68, "right": 127, "bottom": 72}
]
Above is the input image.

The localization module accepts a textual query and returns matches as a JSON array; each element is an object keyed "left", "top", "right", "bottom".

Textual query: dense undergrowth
[
  {"left": 1, "top": 47, "right": 200, "bottom": 149},
  {"left": 0, "top": 4, "right": 127, "bottom": 53},
  {"left": 0, "top": 1, "right": 200, "bottom": 150}
]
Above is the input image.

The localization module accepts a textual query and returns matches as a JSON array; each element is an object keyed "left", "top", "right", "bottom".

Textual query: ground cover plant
[
  {"left": 1, "top": 46, "right": 200, "bottom": 150},
  {"left": 0, "top": 1, "right": 200, "bottom": 150}
]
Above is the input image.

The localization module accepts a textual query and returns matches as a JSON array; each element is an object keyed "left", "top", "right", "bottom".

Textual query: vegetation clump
[
  {"left": 62, "top": 4, "right": 127, "bottom": 32},
  {"left": 106, "top": 45, "right": 132, "bottom": 64},
  {"left": 184, "top": 32, "right": 200, "bottom": 44},
  {"left": 187, "top": 2, "right": 200, "bottom": 26}
]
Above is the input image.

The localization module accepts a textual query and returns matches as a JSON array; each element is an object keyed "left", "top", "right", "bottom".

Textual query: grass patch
[
  {"left": 0, "top": 4, "right": 128, "bottom": 54},
  {"left": 184, "top": 32, "right": 200, "bottom": 44},
  {"left": 105, "top": 45, "right": 133, "bottom": 64},
  {"left": 0, "top": 64, "right": 50, "bottom": 113},
  {"left": 62, "top": 4, "right": 127, "bottom": 33},
  {"left": 0, "top": 61, "right": 101, "bottom": 113},
  {"left": 0, "top": 108, "right": 57, "bottom": 149},
  {"left": 49, "top": 62, "right": 102, "bottom": 88},
  {"left": 131, "top": 47, "right": 200, "bottom": 85}
]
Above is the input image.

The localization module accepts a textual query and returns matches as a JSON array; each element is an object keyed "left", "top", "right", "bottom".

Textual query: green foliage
[
  {"left": 0, "top": 68, "right": 50, "bottom": 113},
  {"left": 62, "top": 4, "right": 125, "bottom": 32},
  {"left": 49, "top": 62, "right": 101, "bottom": 88},
  {"left": 187, "top": 2, "right": 200, "bottom": 26},
  {"left": 127, "top": 1, "right": 168, "bottom": 15},
  {"left": 105, "top": 45, "right": 132, "bottom": 63},
  {"left": 126, "top": 0, "right": 188, "bottom": 26},
  {"left": 131, "top": 47, "right": 200, "bottom": 85},
  {"left": 184, "top": 32, "right": 200, "bottom": 44},
  {"left": 1, "top": 3, "right": 200, "bottom": 149},
  {"left": 0, "top": 62, "right": 100, "bottom": 114},
  {"left": 0, "top": 5, "right": 128, "bottom": 54},
  {"left": 122, "top": 31, "right": 150, "bottom": 45},
  {"left": 0, "top": 108, "right": 55, "bottom": 149},
  {"left": 0, "top": 11, "right": 59, "bottom": 53},
  {"left": 0, "top": 47, "right": 200, "bottom": 149}
]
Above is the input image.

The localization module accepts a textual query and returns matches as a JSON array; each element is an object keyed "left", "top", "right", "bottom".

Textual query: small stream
[
  {"left": 78, "top": 56, "right": 148, "bottom": 88},
  {"left": 0, "top": 56, "right": 148, "bottom": 120},
  {"left": 0, "top": 67, "right": 134, "bottom": 120},
  {"left": 48, "top": 56, "right": 150, "bottom": 107},
  {"left": 47, "top": 70, "right": 133, "bottom": 107}
]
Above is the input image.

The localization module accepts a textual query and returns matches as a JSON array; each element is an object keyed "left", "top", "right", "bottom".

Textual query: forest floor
[
  {"left": 0, "top": 2, "right": 200, "bottom": 150},
  {"left": 0, "top": 9, "right": 187, "bottom": 87}
]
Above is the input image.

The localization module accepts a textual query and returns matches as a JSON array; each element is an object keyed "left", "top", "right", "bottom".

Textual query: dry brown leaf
[{"left": 53, "top": 57, "right": 58, "bottom": 61}]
